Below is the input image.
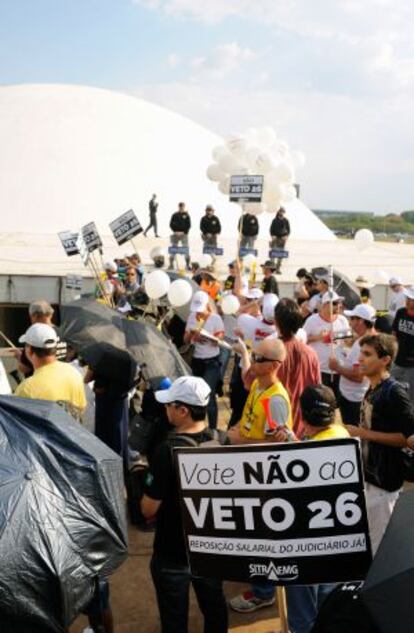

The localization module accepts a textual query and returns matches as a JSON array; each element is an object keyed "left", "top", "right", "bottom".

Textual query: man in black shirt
[
  {"left": 260, "top": 260, "right": 280, "bottom": 296},
  {"left": 224, "top": 261, "right": 236, "bottom": 291},
  {"left": 141, "top": 376, "right": 228, "bottom": 633},
  {"left": 144, "top": 194, "right": 160, "bottom": 237},
  {"left": 392, "top": 286, "right": 414, "bottom": 401},
  {"left": 200, "top": 205, "right": 221, "bottom": 249},
  {"left": 346, "top": 333, "right": 414, "bottom": 553},
  {"left": 269, "top": 207, "right": 290, "bottom": 274},
  {"left": 238, "top": 212, "right": 259, "bottom": 250},
  {"left": 169, "top": 202, "right": 191, "bottom": 270}
]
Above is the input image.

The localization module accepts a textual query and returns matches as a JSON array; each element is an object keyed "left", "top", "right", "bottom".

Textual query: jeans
[
  {"left": 286, "top": 584, "right": 335, "bottom": 633},
  {"left": 251, "top": 581, "right": 275, "bottom": 600},
  {"left": 240, "top": 235, "right": 256, "bottom": 250},
  {"left": 144, "top": 213, "right": 158, "bottom": 236},
  {"left": 150, "top": 556, "right": 228, "bottom": 633},
  {"left": 191, "top": 356, "right": 221, "bottom": 428}
]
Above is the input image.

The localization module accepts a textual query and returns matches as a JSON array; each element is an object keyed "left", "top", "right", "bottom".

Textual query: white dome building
[{"left": 0, "top": 83, "right": 332, "bottom": 240}]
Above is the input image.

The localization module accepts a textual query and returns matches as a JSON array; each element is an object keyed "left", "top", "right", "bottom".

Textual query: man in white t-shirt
[
  {"left": 388, "top": 276, "right": 406, "bottom": 319},
  {"left": 328, "top": 303, "right": 376, "bottom": 424},
  {"left": 184, "top": 290, "right": 224, "bottom": 428},
  {"left": 303, "top": 291, "right": 350, "bottom": 397},
  {"left": 307, "top": 275, "right": 329, "bottom": 314}
]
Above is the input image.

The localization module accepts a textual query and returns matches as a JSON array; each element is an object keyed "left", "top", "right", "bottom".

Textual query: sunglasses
[{"left": 251, "top": 353, "right": 276, "bottom": 364}]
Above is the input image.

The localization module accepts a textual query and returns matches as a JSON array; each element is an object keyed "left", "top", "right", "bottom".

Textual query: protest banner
[
  {"left": 230, "top": 175, "right": 263, "bottom": 203},
  {"left": 175, "top": 439, "right": 371, "bottom": 585},
  {"left": 65, "top": 275, "right": 83, "bottom": 291},
  {"left": 58, "top": 231, "right": 79, "bottom": 257},
  {"left": 239, "top": 247, "right": 258, "bottom": 258},
  {"left": 269, "top": 248, "right": 289, "bottom": 260},
  {"left": 168, "top": 245, "right": 190, "bottom": 256},
  {"left": 109, "top": 209, "right": 143, "bottom": 246},
  {"left": 202, "top": 245, "right": 224, "bottom": 256}
]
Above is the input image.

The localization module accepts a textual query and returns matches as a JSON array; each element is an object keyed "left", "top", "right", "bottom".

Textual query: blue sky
[{"left": 1, "top": 0, "right": 414, "bottom": 213}]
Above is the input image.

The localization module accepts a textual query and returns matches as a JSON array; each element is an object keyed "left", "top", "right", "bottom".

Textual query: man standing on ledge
[
  {"left": 144, "top": 194, "right": 160, "bottom": 237},
  {"left": 200, "top": 205, "right": 221, "bottom": 259},
  {"left": 169, "top": 202, "right": 191, "bottom": 270},
  {"left": 269, "top": 206, "right": 290, "bottom": 274}
]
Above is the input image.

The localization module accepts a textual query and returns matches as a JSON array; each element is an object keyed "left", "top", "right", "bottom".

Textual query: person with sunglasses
[{"left": 228, "top": 336, "right": 293, "bottom": 613}]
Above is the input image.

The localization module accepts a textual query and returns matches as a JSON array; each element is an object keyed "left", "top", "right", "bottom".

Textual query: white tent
[{"left": 0, "top": 83, "right": 333, "bottom": 241}]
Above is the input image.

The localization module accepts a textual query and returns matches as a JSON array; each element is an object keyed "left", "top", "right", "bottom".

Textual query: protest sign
[
  {"left": 168, "top": 245, "right": 189, "bottom": 256},
  {"left": 269, "top": 249, "right": 289, "bottom": 259},
  {"left": 175, "top": 439, "right": 371, "bottom": 585},
  {"left": 230, "top": 175, "right": 263, "bottom": 203},
  {"left": 202, "top": 245, "right": 224, "bottom": 256},
  {"left": 109, "top": 209, "right": 143, "bottom": 246},
  {"left": 81, "top": 222, "right": 102, "bottom": 253},
  {"left": 239, "top": 247, "right": 258, "bottom": 258},
  {"left": 58, "top": 231, "right": 79, "bottom": 257},
  {"left": 76, "top": 232, "right": 90, "bottom": 265},
  {"left": 66, "top": 275, "right": 83, "bottom": 291}
]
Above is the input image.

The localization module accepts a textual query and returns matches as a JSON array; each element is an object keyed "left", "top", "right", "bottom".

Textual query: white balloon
[
  {"left": 218, "top": 176, "right": 230, "bottom": 194},
  {"left": 246, "top": 146, "right": 260, "bottom": 170},
  {"left": 199, "top": 253, "right": 213, "bottom": 268},
  {"left": 144, "top": 270, "right": 171, "bottom": 299},
  {"left": 221, "top": 294, "right": 240, "bottom": 315},
  {"left": 255, "top": 152, "right": 274, "bottom": 174},
  {"left": 212, "top": 145, "right": 227, "bottom": 162},
  {"left": 277, "top": 140, "right": 290, "bottom": 157},
  {"left": 354, "top": 229, "right": 374, "bottom": 251},
  {"left": 167, "top": 279, "right": 193, "bottom": 307},
  {"left": 273, "top": 161, "right": 294, "bottom": 183},
  {"left": 226, "top": 135, "right": 247, "bottom": 156},
  {"left": 219, "top": 153, "right": 241, "bottom": 174},
  {"left": 245, "top": 127, "right": 259, "bottom": 145},
  {"left": 243, "top": 253, "right": 257, "bottom": 268},
  {"left": 256, "top": 126, "right": 277, "bottom": 148},
  {"left": 206, "top": 163, "right": 225, "bottom": 182}
]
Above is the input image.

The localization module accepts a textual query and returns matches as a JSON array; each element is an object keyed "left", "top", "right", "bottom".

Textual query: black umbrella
[
  {"left": 0, "top": 395, "right": 128, "bottom": 632},
  {"left": 60, "top": 299, "right": 190, "bottom": 386},
  {"left": 312, "top": 267, "right": 360, "bottom": 309},
  {"left": 362, "top": 489, "right": 414, "bottom": 633}
]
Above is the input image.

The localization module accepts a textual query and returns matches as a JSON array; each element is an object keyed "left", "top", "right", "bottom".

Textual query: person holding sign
[
  {"left": 169, "top": 202, "right": 191, "bottom": 270},
  {"left": 143, "top": 194, "right": 160, "bottom": 237},
  {"left": 141, "top": 376, "right": 228, "bottom": 633},
  {"left": 270, "top": 207, "right": 290, "bottom": 274}
]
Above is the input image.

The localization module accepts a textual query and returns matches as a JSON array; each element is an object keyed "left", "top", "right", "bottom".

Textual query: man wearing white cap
[
  {"left": 392, "top": 286, "right": 414, "bottom": 401},
  {"left": 388, "top": 277, "right": 406, "bottom": 319},
  {"left": 141, "top": 376, "right": 228, "bottom": 633},
  {"left": 328, "top": 304, "right": 376, "bottom": 424},
  {"left": 14, "top": 323, "right": 86, "bottom": 419},
  {"left": 184, "top": 291, "right": 224, "bottom": 428},
  {"left": 304, "top": 291, "right": 349, "bottom": 397}
]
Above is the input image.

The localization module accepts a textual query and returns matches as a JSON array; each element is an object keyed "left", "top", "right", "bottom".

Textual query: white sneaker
[{"left": 229, "top": 590, "right": 275, "bottom": 613}]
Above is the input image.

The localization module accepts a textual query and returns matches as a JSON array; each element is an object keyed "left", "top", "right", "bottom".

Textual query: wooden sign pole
[{"left": 277, "top": 587, "right": 289, "bottom": 633}]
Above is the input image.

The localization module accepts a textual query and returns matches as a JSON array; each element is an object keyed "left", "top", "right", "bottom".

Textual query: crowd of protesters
[{"left": 2, "top": 202, "right": 414, "bottom": 633}]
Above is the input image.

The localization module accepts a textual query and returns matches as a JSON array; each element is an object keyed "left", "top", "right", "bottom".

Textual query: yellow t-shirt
[
  {"left": 310, "top": 424, "right": 350, "bottom": 441},
  {"left": 240, "top": 379, "right": 293, "bottom": 440},
  {"left": 15, "top": 361, "right": 87, "bottom": 416}
]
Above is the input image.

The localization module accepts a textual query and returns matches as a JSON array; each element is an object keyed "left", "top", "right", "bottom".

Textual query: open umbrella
[
  {"left": 312, "top": 267, "right": 360, "bottom": 309},
  {"left": 0, "top": 395, "right": 128, "bottom": 632},
  {"left": 60, "top": 299, "right": 190, "bottom": 386},
  {"left": 362, "top": 489, "right": 414, "bottom": 633}
]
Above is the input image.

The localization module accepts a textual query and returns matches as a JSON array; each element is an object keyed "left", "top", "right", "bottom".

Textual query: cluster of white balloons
[
  {"left": 207, "top": 126, "right": 305, "bottom": 213},
  {"left": 144, "top": 270, "right": 193, "bottom": 307}
]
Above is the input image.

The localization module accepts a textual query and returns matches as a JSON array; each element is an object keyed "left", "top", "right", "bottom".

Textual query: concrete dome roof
[{"left": 0, "top": 83, "right": 334, "bottom": 240}]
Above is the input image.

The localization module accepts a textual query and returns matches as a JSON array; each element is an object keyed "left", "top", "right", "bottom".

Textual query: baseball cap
[
  {"left": 190, "top": 290, "right": 210, "bottom": 313},
  {"left": 155, "top": 376, "right": 211, "bottom": 407},
  {"left": 300, "top": 384, "right": 337, "bottom": 428},
  {"left": 104, "top": 260, "right": 117, "bottom": 273},
  {"left": 244, "top": 287, "right": 264, "bottom": 301},
  {"left": 19, "top": 323, "right": 59, "bottom": 349},
  {"left": 261, "top": 260, "right": 277, "bottom": 271},
  {"left": 315, "top": 275, "right": 329, "bottom": 284},
  {"left": 355, "top": 275, "right": 373, "bottom": 289},
  {"left": 262, "top": 293, "right": 279, "bottom": 321},
  {"left": 344, "top": 304, "right": 376, "bottom": 322},
  {"left": 321, "top": 291, "right": 344, "bottom": 304},
  {"left": 404, "top": 286, "right": 414, "bottom": 300},
  {"left": 389, "top": 276, "right": 403, "bottom": 286}
]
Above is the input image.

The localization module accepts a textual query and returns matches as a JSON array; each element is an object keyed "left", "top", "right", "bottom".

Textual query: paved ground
[{"left": 69, "top": 524, "right": 282, "bottom": 633}]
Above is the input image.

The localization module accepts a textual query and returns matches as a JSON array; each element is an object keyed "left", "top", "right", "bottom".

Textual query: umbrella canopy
[
  {"left": 362, "top": 489, "right": 414, "bottom": 633},
  {"left": 60, "top": 299, "right": 190, "bottom": 386},
  {"left": 0, "top": 395, "right": 127, "bottom": 632},
  {"left": 312, "top": 266, "right": 360, "bottom": 309}
]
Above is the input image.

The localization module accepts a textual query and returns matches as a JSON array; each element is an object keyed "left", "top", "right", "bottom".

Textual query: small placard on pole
[
  {"left": 202, "top": 245, "right": 224, "bottom": 256},
  {"left": 81, "top": 222, "right": 103, "bottom": 253},
  {"left": 230, "top": 175, "right": 263, "bottom": 203},
  {"left": 109, "top": 209, "right": 143, "bottom": 246},
  {"left": 58, "top": 231, "right": 79, "bottom": 257},
  {"left": 269, "top": 249, "right": 289, "bottom": 259},
  {"left": 66, "top": 275, "right": 83, "bottom": 291}
]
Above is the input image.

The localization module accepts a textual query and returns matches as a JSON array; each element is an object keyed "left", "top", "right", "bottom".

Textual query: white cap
[
  {"left": 104, "top": 260, "right": 117, "bottom": 273},
  {"left": 404, "top": 286, "right": 414, "bottom": 300},
  {"left": 344, "top": 304, "right": 376, "bottom": 322},
  {"left": 321, "top": 291, "right": 344, "bottom": 304},
  {"left": 389, "top": 276, "right": 403, "bottom": 286},
  {"left": 190, "top": 290, "right": 210, "bottom": 313},
  {"left": 19, "top": 323, "right": 59, "bottom": 349},
  {"left": 262, "top": 293, "right": 279, "bottom": 321},
  {"left": 155, "top": 376, "right": 211, "bottom": 407},
  {"left": 244, "top": 287, "right": 264, "bottom": 301}
]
